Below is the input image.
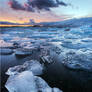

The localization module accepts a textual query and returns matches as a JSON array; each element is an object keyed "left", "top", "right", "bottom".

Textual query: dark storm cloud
[
  {"left": 8, "top": 0, "right": 68, "bottom": 12},
  {"left": 8, "top": 0, "right": 25, "bottom": 10},
  {"left": 27, "top": 0, "right": 68, "bottom": 11}
]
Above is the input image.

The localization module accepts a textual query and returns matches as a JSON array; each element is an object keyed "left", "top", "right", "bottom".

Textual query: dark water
[
  {"left": 1, "top": 26, "right": 92, "bottom": 92},
  {"left": 41, "top": 61, "right": 92, "bottom": 92}
]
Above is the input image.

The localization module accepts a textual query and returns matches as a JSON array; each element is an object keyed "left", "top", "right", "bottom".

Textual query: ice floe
[
  {"left": 15, "top": 48, "right": 33, "bottom": 56},
  {"left": 59, "top": 51, "right": 92, "bottom": 72},
  {"left": 0, "top": 48, "right": 14, "bottom": 55}
]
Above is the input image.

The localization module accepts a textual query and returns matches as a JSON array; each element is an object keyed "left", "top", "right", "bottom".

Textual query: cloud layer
[
  {"left": 8, "top": 0, "right": 25, "bottom": 10},
  {"left": 8, "top": 0, "right": 68, "bottom": 12}
]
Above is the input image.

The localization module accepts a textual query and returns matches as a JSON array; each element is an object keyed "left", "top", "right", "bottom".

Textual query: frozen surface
[{"left": 6, "top": 60, "right": 44, "bottom": 76}]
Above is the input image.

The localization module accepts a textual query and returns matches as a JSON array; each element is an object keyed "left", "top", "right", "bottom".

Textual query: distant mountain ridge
[
  {"left": 37, "top": 17, "right": 92, "bottom": 27},
  {"left": 0, "top": 21, "right": 19, "bottom": 25},
  {"left": 0, "top": 17, "right": 92, "bottom": 27}
]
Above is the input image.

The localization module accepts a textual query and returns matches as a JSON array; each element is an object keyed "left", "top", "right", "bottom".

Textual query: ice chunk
[
  {"left": 61, "top": 42, "right": 86, "bottom": 49},
  {"left": 15, "top": 44, "right": 39, "bottom": 56},
  {"left": 53, "top": 88, "right": 63, "bottom": 92},
  {"left": 0, "top": 39, "right": 13, "bottom": 48},
  {"left": 5, "top": 71, "right": 37, "bottom": 92},
  {"left": 5, "top": 71, "right": 63, "bottom": 92},
  {"left": 6, "top": 60, "right": 44, "bottom": 76},
  {"left": 0, "top": 48, "right": 14, "bottom": 55},
  {"left": 23, "top": 60, "right": 44, "bottom": 75},
  {"left": 6, "top": 65, "right": 23, "bottom": 76},
  {"left": 60, "top": 51, "right": 92, "bottom": 72},
  {"left": 35, "top": 76, "right": 51, "bottom": 92},
  {"left": 41, "top": 56, "right": 53, "bottom": 64},
  {"left": 81, "top": 38, "right": 92, "bottom": 42},
  {"left": 13, "top": 42, "right": 21, "bottom": 48},
  {"left": 40, "top": 44, "right": 63, "bottom": 64},
  {"left": 15, "top": 48, "right": 33, "bottom": 56}
]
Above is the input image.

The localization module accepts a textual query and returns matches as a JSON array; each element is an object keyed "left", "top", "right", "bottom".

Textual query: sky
[{"left": 0, "top": 0, "right": 92, "bottom": 23}]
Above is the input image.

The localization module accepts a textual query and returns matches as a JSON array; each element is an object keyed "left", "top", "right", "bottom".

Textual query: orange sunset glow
[
  {"left": 0, "top": 12, "right": 65, "bottom": 24},
  {"left": 0, "top": 24, "right": 34, "bottom": 27},
  {"left": 0, "top": 0, "right": 68, "bottom": 25}
]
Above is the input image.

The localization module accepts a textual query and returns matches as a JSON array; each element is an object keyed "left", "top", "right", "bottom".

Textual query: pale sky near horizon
[{"left": 0, "top": 0, "right": 92, "bottom": 23}]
